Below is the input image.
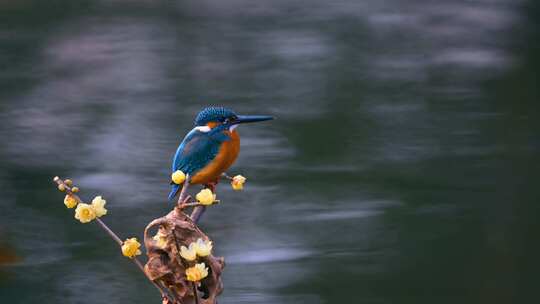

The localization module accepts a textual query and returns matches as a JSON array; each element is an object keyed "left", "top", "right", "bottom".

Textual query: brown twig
[
  {"left": 192, "top": 282, "right": 199, "bottom": 304},
  {"left": 53, "top": 176, "right": 175, "bottom": 303},
  {"left": 221, "top": 172, "right": 233, "bottom": 180},
  {"left": 172, "top": 174, "right": 206, "bottom": 224},
  {"left": 190, "top": 181, "right": 217, "bottom": 224},
  {"left": 190, "top": 206, "right": 206, "bottom": 224},
  {"left": 95, "top": 218, "right": 123, "bottom": 245},
  {"left": 174, "top": 175, "right": 204, "bottom": 303},
  {"left": 172, "top": 175, "right": 217, "bottom": 303},
  {"left": 178, "top": 202, "right": 204, "bottom": 209},
  {"left": 176, "top": 174, "right": 190, "bottom": 208}
]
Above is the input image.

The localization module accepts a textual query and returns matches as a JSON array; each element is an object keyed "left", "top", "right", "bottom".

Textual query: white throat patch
[
  {"left": 193, "top": 126, "right": 211, "bottom": 133},
  {"left": 229, "top": 124, "right": 238, "bottom": 131}
]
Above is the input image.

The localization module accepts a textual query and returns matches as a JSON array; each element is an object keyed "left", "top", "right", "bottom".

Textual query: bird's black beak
[{"left": 235, "top": 115, "right": 274, "bottom": 124}]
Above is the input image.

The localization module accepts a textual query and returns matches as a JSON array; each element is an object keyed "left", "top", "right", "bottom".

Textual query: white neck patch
[
  {"left": 193, "top": 126, "right": 211, "bottom": 133},
  {"left": 229, "top": 124, "right": 238, "bottom": 131}
]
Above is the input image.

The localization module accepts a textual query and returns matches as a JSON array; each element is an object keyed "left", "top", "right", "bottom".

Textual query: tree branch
[{"left": 53, "top": 176, "right": 175, "bottom": 303}]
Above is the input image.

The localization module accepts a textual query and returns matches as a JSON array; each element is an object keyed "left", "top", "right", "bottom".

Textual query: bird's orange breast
[{"left": 190, "top": 130, "right": 240, "bottom": 184}]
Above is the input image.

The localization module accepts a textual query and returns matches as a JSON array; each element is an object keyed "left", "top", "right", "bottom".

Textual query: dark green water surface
[{"left": 1, "top": 1, "right": 539, "bottom": 303}]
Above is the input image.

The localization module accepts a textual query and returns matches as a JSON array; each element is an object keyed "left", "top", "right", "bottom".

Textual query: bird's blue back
[{"left": 168, "top": 124, "right": 231, "bottom": 200}]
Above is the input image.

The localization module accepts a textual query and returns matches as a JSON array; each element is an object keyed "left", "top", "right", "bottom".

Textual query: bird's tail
[{"left": 168, "top": 184, "right": 180, "bottom": 201}]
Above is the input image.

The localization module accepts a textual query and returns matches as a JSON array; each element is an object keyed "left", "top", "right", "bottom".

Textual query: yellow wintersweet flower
[
  {"left": 74, "top": 203, "right": 96, "bottom": 223},
  {"left": 185, "top": 263, "right": 209, "bottom": 282},
  {"left": 91, "top": 196, "right": 108, "bottom": 218},
  {"left": 194, "top": 238, "right": 212, "bottom": 257},
  {"left": 180, "top": 243, "right": 197, "bottom": 261},
  {"left": 153, "top": 230, "right": 168, "bottom": 249},
  {"left": 64, "top": 194, "right": 78, "bottom": 209},
  {"left": 196, "top": 189, "right": 215, "bottom": 205},
  {"left": 122, "top": 238, "right": 142, "bottom": 258},
  {"left": 231, "top": 175, "right": 246, "bottom": 190},
  {"left": 171, "top": 170, "right": 186, "bottom": 185}
]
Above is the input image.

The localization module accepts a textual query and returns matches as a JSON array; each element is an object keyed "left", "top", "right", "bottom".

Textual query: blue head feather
[{"left": 194, "top": 107, "right": 237, "bottom": 126}]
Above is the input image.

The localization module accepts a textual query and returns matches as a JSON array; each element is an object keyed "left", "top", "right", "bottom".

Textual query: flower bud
[
  {"left": 91, "top": 196, "right": 107, "bottom": 217},
  {"left": 64, "top": 194, "right": 78, "bottom": 209},
  {"left": 194, "top": 238, "right": 212, "bottom": 257},
  {"left": 180, "top": 243, "right": 197, "bottom": 261},
  {"left": 74, "top": 203, "right": 96, "bottom": 223},
  {"left": 185, "top": 263, "right": 209, "bottom": 282},
  {"left": 153, "top": 230, "right": 168, "bottom": 249},
  {"left": 231, "top": 175, "right": 246, "bottom": 191},
  {"left": 122, "top": 238, "right": 142, "bottom": 258},
  {"left": 195, "top": 189, "right": 216, "bottom": 206},
  {"left": 171, "top": 170, "right": 186, "bottom": 185}
]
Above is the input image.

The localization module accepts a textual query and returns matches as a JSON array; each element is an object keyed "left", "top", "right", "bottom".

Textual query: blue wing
[{"left": 168, "top": 126, "right": 230, "bottom": 200}]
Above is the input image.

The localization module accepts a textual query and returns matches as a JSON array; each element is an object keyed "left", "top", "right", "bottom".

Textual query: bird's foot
[{"left": 204, "top": 181, "right": 218, "bottom": 192}]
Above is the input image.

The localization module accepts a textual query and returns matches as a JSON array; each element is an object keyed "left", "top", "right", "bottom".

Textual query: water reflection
[{"left": 1, "top": 0, "right": 539, "bottom": 303}]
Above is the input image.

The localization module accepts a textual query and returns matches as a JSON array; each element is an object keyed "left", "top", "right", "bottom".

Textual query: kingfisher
[{"left": 168, "top": 106, "right": 273, "bottom": 200}]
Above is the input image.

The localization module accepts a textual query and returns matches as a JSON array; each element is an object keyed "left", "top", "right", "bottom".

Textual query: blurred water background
[{"left": 1, "top": 0, "right": 539, "bottom": 303}]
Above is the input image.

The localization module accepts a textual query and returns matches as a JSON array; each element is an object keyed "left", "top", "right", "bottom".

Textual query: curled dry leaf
[{"left": 144, "top": 208, "right": 224, "bottom": 304}]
